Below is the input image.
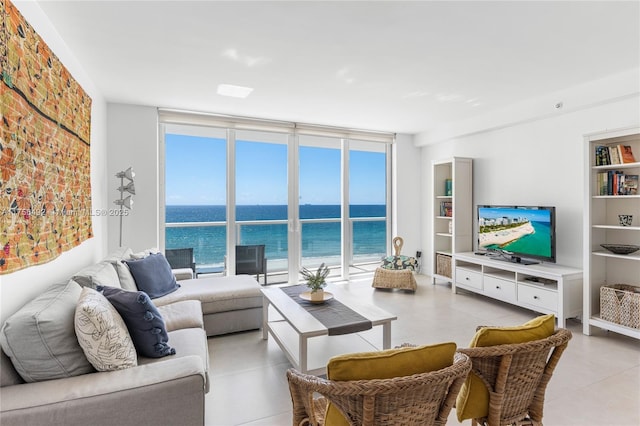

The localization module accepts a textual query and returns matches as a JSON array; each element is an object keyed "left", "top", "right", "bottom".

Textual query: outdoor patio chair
[
  {"left": 165, "top": 248, "right": 196, "bottom": 280},
  {"left": 236, "top": 244, "right": 267, "bottom": 284}
]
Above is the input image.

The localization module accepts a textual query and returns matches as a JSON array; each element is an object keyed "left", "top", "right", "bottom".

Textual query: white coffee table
[{"left": 261, "top": 284, "right": 397, "bottom": 376}]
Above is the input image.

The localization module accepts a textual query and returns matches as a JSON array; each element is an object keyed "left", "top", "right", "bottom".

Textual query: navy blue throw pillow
[
  {"left": 98, "top": 286, "right": 176, "bottom": 358},
  {"left": 124, "top": 253, "right": 180, "bottom": 298}
]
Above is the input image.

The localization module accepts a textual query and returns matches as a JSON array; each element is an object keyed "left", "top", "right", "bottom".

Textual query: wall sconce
[{"left": 114, "top": 167, "right": 135, "bottom": 247}]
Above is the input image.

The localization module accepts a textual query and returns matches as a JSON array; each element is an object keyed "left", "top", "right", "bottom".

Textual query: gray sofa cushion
[
  {"left": 99, "top": 286, "right": 175, "bottom": 358},
  {"left": 138, "top": 327, "right": 210, "bottom": 393},
  {"left": 152, "top": 275, "right": 262, "bottom": 314},
  {"left": 72, "top": 261, "right": 121, "bottom": 289},
  {"left": 102, "top": 247, "right": 137, "bottom": 291},
  {"left": 113, "top": 261, "right": 138, "bottom": 291},
  {"left": 0, "top": 280, "right": 94, "bottom": 383},
  {"left": 156, "top": 300, "right": 204, "bottom": 332},
  {"left": 1, "top": 350, "right": 23, "bottom": 387}
]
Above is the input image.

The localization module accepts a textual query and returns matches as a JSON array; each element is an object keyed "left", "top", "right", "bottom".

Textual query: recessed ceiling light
[{"left": 217, "top": 84, "right": 254, "bottom": 98}]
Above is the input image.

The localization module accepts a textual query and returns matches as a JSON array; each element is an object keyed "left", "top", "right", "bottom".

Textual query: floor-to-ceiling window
[
  {"left": 349, "top": 139, "right": 387, "bottom": 267},
  {"left": 164, "top": 125, "right": 227, "bottom": 271},
  {"left": 160, "top": 110, "right": 393, "bottom": 284},
  {"left": 299, "top": 135, "right": 342, "bottom": 279},
  {"left": 234, "top": 130, "right": 290, "bottom": 282}
]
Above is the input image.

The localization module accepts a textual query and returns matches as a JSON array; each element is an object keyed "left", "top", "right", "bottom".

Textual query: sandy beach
[{"left": 479, "top": 222, "right": 535, "bottom": 248}]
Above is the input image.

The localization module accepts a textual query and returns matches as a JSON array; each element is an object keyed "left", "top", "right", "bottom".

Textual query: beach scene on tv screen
[{"left": 478, "top": 207, "right": 552, "bottom": 257}]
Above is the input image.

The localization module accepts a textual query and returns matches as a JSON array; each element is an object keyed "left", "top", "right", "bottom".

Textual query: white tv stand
[{"left": 454, "top": 252, "right": 583, "bottom": 328}]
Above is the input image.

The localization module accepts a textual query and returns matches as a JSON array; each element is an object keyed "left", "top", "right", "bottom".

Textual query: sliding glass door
[
  {"left": 349, "top": 140, "right": 388, "bottom": 269},
  {"left": 161, "top": 114, "right": 392, "bottom": 284},
  {"left": 299, "top": 135, "right": 342, "bottom": 279},
  {"left": 234, "top": 130, "right": 289, "bottom": 283},
  {"left": 164, "top": 125, "right": 227, "bottom": 273}
]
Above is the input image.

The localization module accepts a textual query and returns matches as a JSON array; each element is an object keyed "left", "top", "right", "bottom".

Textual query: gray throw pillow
[
  {"left": 102, "top": 247, "right": 137, "bottom": 291},
  {"left": 72, "top": 261, "right": 121, "bottom": 289},
  {"left": 99, "top": 286, "right": 176, "bottom": 358},
  {"left": 124, "top": 253, "right": 180, "bottom": 298},
  {"left": 112, "top": 261, "right": 138, "bottom": 291},
  {"left": 0, "top": 280, "right": 94, "bottom": 382}
]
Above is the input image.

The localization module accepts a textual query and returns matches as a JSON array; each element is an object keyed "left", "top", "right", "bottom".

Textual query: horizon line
[{"left": 166, "top": 203, "right": 386, "bottom": 207}]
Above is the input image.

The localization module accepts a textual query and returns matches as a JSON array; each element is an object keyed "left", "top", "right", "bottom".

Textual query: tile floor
[{"left": 204, "top": 274, "right": 640, "bottom": 425}]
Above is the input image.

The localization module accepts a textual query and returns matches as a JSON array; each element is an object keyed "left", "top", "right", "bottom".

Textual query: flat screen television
[{"left": 477, "top": 205, "right": 556, "bottom": 264}]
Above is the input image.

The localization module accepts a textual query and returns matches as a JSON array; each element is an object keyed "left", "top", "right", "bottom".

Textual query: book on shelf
[
  {"left": 609, "top": 146, "right": 621, "bottom": 164},
  {"left": 618, "top": 145, "right": 636, "bottom": 164},
  {"left": 595, "top": 144, "right": 636, "bottom": 166},
  {"left": 623, "top": 174, "right": 638, "bottom": 195},
  {"left": 439, "top": 201, "right": 453, "bottom": 217},
  {"left": 597, "top": 171, "right": 607, "bottom": 195},
  {"left": 595, "top": 145, "right": 610, "bottom": 166},
  {"left": 597, "top": 171, "right": 638, "bottom": 195}
]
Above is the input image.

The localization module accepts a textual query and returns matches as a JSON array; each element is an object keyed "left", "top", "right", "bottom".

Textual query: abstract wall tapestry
[{"left": 0, "top": 0, "right": 92, "bottom": 274}]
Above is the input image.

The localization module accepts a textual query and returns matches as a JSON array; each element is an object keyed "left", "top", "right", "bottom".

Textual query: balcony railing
[{"left": 165, "top": 217, "right": 386, "bottom": 271}]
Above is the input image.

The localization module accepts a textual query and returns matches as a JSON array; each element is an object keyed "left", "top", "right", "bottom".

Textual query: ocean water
[
  {"left": 166, "top": 205, "right": 386, "bottom": 267},
  {"left": 484, "top": 221, "right": 552, "bottom": 258}
]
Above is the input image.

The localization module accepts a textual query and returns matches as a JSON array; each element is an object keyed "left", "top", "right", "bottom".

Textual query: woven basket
[
  {"left": 600, "top": 284, "right": 640, "bottom": 329},
  {"left": 436, "top": 254, "right": 452, "bottom": 278}
]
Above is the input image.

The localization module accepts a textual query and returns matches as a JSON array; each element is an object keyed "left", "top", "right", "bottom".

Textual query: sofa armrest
[{"left": 1, "top": 355, "right": 206, "bottom": 426}]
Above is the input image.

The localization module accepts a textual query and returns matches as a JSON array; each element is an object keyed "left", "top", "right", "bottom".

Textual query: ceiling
[{"left": 34, "top": 0, "right": 640, "bottom": 135}]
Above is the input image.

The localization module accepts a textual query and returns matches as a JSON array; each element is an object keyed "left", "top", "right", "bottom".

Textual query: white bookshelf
[
  {"left": 583, "top": 126, "right": 640, "bottom": 339},
  {"left": 431, "top": 157, "right": 473, "bottom": 286}
]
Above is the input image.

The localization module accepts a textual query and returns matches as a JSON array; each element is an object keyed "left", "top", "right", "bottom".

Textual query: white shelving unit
[
  {"left": 583, "top": 126, "right": 640, "bottom": 339},
  {"left": 454, "top": 252, "right": 582, "bottom": 328},
  {"left": 431, "top": 157, "right": 473, "bottom": 286}
]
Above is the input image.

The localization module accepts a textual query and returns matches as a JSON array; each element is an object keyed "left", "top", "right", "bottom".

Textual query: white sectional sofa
[
  {"left": 154, "top": 275, "right": 264, "bottom": 336},
  {"left": 0, "top": 248, "right": 263, "bottom": 426}
]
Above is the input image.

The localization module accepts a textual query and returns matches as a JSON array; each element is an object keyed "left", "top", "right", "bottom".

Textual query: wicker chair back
[
  {"left": 457, "top": 327, "right": 572, "bottom": 426},
  {"left": 287, "top": 352, "right": 471, "bottom": 426}
]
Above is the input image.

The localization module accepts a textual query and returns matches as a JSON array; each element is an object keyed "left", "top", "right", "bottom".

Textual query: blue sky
[
  {"left": 478, "top": 206, "right": 553, "bottom": 223},
  {"left": 165, "top": 134, "right": 386, "bottom": 205}
]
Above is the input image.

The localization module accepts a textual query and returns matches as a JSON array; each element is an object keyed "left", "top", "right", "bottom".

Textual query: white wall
[
  {"left": 392, "top": 134, "right": 422, "bottom": 266},
  {"left": 418, "top": 95, "right": 640, "bottom": 274},
  {"left": 1, "top": 2, "right": 108, "bottom": 323},
  {"left": 107, "top": 104, "right": 160, "bottom": 252}
]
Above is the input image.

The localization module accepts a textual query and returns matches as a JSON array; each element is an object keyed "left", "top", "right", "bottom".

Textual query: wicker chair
[
  {"left": 286, "top": 352, "right": 471, "bottom": 426},
  {"left": 457, "top": 328, "right": 572, "bottom": 426}
]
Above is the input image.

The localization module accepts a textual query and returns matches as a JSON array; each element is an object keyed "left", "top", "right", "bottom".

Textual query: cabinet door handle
[
  {"left": 533, "top": 295, "right": 539, "bottom": 300},
  {"left": 496, "top": 285, "right": 501, "bottom": 290},
  {"left": 465, "top": 277, "right": 470, "bottom": 281}
]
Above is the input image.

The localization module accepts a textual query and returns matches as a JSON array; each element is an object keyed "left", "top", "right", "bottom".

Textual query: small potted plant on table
[{"left": 300, "top": 263, "right": 330, "bottom": 302}]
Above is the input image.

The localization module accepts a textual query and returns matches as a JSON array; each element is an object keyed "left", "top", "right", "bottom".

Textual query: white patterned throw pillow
[{"left": 75, "top": 287, "right": 138, "bottom": 371}]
